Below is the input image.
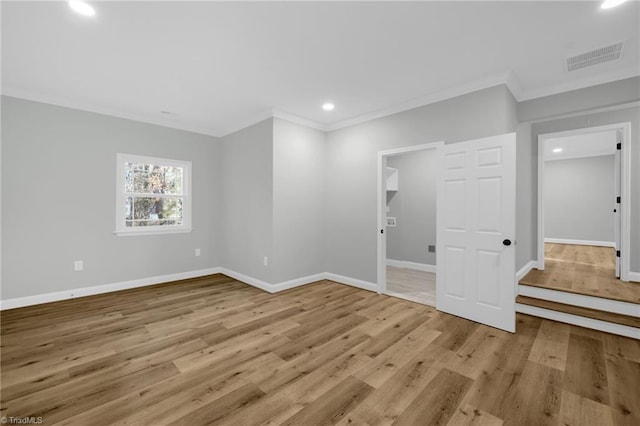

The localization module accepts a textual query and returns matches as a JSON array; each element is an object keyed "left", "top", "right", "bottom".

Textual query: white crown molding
[
  {"left": 516, "top": 66, "right": 640, "bottom": 102},
  {"left": 217, "top": 110, "right": 275, "bottom": 138},
  {"left": 504, "top": 69, "right": 524, "bottom": 101},
  {"left": 272, "top": 109, "right": 328, "bottom": 132},
  {"left": 1, "top": 86, "right": 222, "bottom": 138},
  {"left": 5, "top": 67, "right": 638, "bottom": 139},
  {"left": 325, "top": 71, "right": 513, "bottom": 132}
]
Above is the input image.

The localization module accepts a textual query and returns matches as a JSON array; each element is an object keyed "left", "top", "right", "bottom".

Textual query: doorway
[
  {"left": 377, "top": 142, "right": 443, "bottom": 306},
  {"left": 535, "top": 122, "right": 632, "bottom": 291}
]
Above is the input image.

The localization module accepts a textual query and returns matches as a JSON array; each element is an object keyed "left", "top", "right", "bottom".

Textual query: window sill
[{"left": 114, "top": 227, "right": 192, "bottom": 237}]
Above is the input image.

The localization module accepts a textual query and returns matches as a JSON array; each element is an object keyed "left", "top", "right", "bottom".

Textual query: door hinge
[
  {"left": 616, "top": 196, "right": 621, "bottom": 203},
  {"left": 617, "top": 142, "right": 622, "bottom": 150},
  {"left": 616, "top": 250, "right": 621, "bottom": 257}
]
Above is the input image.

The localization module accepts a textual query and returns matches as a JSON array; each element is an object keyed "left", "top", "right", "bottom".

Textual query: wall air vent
[{"left": 566, "top": 41, "right": 625, "bottom": 72}]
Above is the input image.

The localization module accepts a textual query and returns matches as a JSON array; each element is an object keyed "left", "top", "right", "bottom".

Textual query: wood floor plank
[
  {"left": 559, "top": 390, "right": 614, "bottom": 426},
  {"left": 563, "top": 332, "right": 610, "bottom": 405},
  {"left": 446, "top": 404, "right": 504, "bottom": 426},
  {"left": 520, "top": 243, "right": 640, "bottom": 303},
  {"left": 500, "top": 360, "right": 562, "bottom": 426},
  {"left": 605, "top": 353, "right": 640, "bottom": 426},
  {"left": 528, "top": 319, "right": 571, "bottom": 371},
  {"left": 392, "top": 368, "right": 472, "bottom": 426},
  {"left": 351, "top": 342, "right": 454, "bottom": 425},
  {"left": 279, "top": 375, "right": 373, "bottom": 426},
  {"left": 1, "top": 273, "right": 636, "bottom": 426}
]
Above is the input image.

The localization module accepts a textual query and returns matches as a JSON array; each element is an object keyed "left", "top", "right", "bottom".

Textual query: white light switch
[
  {"left": 74, "top": 260, "right": 83, "bottom": 271},
  {"left": 264, "top": 256, "right": 268, "bottom": 266},
  {"left": 195, "top": 248, "right": 201, "bottom": 257}
]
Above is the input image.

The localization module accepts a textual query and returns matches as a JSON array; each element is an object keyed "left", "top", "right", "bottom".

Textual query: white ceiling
[
  {"left": 545, "top": 130, "right": 617, "bottom": 160},
  {"left": 2, "top": 1, "right": 639, "bottom": 137}
]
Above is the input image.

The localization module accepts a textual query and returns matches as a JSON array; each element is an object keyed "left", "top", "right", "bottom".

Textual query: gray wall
[
  {"left": 531, "top": 106, "right": 640, "bottom": 271},
  {"left": 545, "top": 156, "right": 615, "bottom": 243},
  {"left": 220, "top": 119, "right": 274, "bottom": 283},
  {"left": 386, "top": 149, "right": 437, "bottom": 265},
  {"left": 1, "top": 96, "right": 221, "bottom": 300},
  {"left": 515, "top": 122, "right": 536, "bottom": 270},
  {"left": 326, "top": 84, "right": 518, "bottom": 284},
  {"left": 272, "top": 118, "right": 327, "bottom": 282}
]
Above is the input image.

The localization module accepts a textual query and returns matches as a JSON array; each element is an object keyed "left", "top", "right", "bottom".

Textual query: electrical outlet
[
  {"left": 74, "top": 260, "right": 83, "bottom": 271},
  {"left": 263, "top": 256, "right": 268, "bottom": 266},
  {"left": 195, "top": 248, "right": 201, "bottom": 257}
]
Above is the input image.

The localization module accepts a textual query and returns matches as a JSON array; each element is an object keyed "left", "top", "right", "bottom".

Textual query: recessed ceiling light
[
  {"left": 322, "top": 103, "right": 335, "bottom": 111},
  {"left": 601, "top": 0, "right": 628, "bottom": 9},
  {"left": 68, "top": 1, "right": 96, "bottom": 17},
  {"left": 552, "top": 148, "right": 563, "bottom": 153}
]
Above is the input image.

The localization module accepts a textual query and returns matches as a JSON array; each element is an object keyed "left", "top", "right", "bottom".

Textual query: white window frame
[{"left": 115, "top": 153, "right": 192, "bottom": 236}]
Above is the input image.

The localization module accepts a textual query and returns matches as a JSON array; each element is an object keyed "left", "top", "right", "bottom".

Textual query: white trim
[
  {"left": 518, "top": 284, "right": 639, "bottom": 317},
  {"left": 386, "top": 259, "right": 436, "bottom": 273},
  {"left": 329, "top": 72, "right": 512, "bottom": 132},
  {"left": 384, "top": 289, "right": 435, "bottom": 307},
  {"left": 537, "top": 122, "right": 632, "bottom": 281},
  {"left": 516, "top": 260, "right": 537, "bottom": 282},
  {"left": 516, "top": 66, "right": 640, "bottom": 102},
  {"left": 628, "top": 272, "right": 640, "bottom": 283},
  {"left": 115, "top": 153, "right": 192, "bottom": 236},
  {"left": 544, "top": 238, "right": 616, "bottom": 248},
  {"left": 217, "top": 110, "right": 275, "bottom": 137},
  {"left": 217, "top": 268, "right": 328, "bottom": 294},
  {"left": 544, "top": 151, "right": 617, "bottom": 162},
  {"left": 1, "top": 88, "right": 220, "bottom": 137},
  {"left": 516, "top": 304, "right": 639, "bottom": 340},
  {"left": 217, "top": 268, "right": 275, "bottom": 293},
  {"left": 520, "top": 101, "right": 640, "bottom": 125},
  {"left": 0, "top": 268, "right": 380, "bottom": 310},
  {"left": 0, "top": 267, "right": 223, "bottom": 311},
  {"left": 271, "top": 109, "right": 328, "bottom": 132},
  {"left": 377, "top": 141, "right": 444, "bottom": 297},
  {"left": 324, "top": 273, "right": 378, "bottom": 293}
]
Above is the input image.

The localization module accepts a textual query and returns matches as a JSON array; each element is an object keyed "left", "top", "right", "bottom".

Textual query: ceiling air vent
[{"left": 566, "top": 41, "right": 625, "bottom": 72}]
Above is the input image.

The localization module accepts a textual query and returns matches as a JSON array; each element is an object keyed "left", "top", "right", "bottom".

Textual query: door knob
[{"left": 502, "top": 239, "right": 512, "bottom": 246}]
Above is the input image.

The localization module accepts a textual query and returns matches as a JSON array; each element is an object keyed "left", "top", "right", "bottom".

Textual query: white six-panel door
[{"left": 436, "top": 133, "right": 516, "bottom": 332}]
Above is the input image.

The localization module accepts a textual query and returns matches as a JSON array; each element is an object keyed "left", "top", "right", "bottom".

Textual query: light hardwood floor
[
  {"left": 1, "top": 274, "right": 639, "bottom": 426},
  {"left": 386, "top": 266, "right": 436, "bottom": 306},
  {"left": 521, "top": 243, "right": 640, "bottom": 303}
]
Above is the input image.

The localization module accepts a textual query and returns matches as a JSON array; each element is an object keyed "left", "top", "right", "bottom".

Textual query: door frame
[
  {"left": 537, "top": 122, "right": 631, "bottom": 281},
  {"left": 377, "top": 141, "right": 444, "bottom": 294}
]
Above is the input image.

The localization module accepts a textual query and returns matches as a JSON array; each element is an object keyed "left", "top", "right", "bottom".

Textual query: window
[{"left": 115, "top": 153, "right": 192, "bottom": 236}]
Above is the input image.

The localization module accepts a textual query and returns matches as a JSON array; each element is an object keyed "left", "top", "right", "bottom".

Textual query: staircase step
[{"left": 516, "top": 295, "right": 640, "bottom": 328}]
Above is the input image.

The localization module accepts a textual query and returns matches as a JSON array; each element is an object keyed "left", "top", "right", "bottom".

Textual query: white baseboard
[
  {"left": 629, "top": 272, "right": 640, "bottom": 283},
  {"left": 544, "top": 238, "right": 615, "bottom": 248},
  {"left": 0, "top": 267, "right": 378, "bottom": 311},
  {"left": 0, "top": 267, "right": 223, "bottom": 311},
  {"left": 324, "top": 273, "right": 378, "bottom": 293},
  {"left": 516, "top": 260, "right": 537, "bottom": 282},
  {"left": 518, "top": 284, "right": 639, "bottom": 317},
  {"left": 516, "top": 303, "right": 639, "bottom": 339},
  {"left": 218, "top": 268, "right": 327, "bottom": 294},
  {"left": 386, "top": 259, "right": 436, "bottom": 273}
]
